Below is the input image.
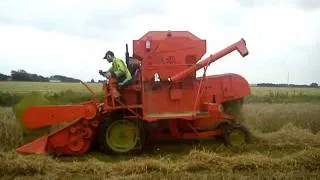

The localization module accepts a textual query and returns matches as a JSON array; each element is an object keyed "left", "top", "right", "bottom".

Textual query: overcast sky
[{"left": 0, "top": 0, "right": 319, "bottom": 84}]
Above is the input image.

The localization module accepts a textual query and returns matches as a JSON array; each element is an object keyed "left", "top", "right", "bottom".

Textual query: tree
[
  {"left": 11, "top": 69, "right": 48, "bottom": 81},
  {"left": 90, "top": 79, "right": 95, "bottom": 83},
  {"left": 310, "top": 83, "right": 318, "bottom": 88},
  {"left": 11, "top": 70, "right": 30, "bottom": 81},
  {"left": 50, "top": 75, "right": 80, "bottom": 82},
  {"left": 0, "top": 73, "right": 9, "bottom": 81}
]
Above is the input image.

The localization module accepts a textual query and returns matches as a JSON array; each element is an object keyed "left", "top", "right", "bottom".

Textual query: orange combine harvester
[{"left": 16, "top": 31, "right": 251, "bottom": 155}]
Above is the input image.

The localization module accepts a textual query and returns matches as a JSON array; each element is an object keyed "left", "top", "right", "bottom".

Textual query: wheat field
[
  {"left": 1, "top": 101, "right": 320, "bottom": 179},
  {"left": 0, "top": 82, "right": 319, "bottom": 179}
]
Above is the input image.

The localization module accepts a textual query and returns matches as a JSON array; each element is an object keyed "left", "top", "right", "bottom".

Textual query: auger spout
[{"left": 169, "top": 38, "right": 248, "bottom": 82}]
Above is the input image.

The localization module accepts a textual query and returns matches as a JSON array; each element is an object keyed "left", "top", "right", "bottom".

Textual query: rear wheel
[
  {"left": 220, "top": 123, "right": 250, "bottom": 146},
  {"left": 222, "top": 99, "right": 244, "bottom": 123},
  {"left": 99, "top": 116, "right": 144, "bottom": 155}
]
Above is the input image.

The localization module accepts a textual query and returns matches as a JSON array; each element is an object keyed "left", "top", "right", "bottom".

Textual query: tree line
[
  {"left": 0, "top": 70, "right": 81, "bottom": 82},
  {"left": 257, "top": 83, "right": 318, "bottom": 88}
]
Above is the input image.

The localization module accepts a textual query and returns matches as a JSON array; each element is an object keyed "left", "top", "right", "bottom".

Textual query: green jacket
[{"left": 111, "top": 57, "right": 132, "bottom": 84}]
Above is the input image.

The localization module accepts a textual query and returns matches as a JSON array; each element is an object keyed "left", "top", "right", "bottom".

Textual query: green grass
[
  {"left": 0, "top": 82, "right": 105, "bottom": 106},
  {"left": 251, "top": 87, "right": 320, "bottom": 96},
  {"left": 246, "top": 86, "right": 320, "bottom": 103},
  {"left": 0, "top": 81, "right": 103, "bottom": 94}
]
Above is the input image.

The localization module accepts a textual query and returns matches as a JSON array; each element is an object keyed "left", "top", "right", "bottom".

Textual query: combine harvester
[{"left": 15, "top": 31, "right": 251, "bottom": 155}]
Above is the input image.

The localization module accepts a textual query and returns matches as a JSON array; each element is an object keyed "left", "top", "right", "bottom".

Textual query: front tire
[{"left": 99, "top": 116, "right": 144, "bottom": 155}]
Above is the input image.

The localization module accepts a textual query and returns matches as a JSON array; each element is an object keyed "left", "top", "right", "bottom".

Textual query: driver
[{"left": 99, "top": 50, "right": 132, "bottom": 87}]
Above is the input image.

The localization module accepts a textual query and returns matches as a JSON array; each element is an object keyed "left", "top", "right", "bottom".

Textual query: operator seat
[{"left": 127, "top": 57, "right": 141, "bottom": 84}]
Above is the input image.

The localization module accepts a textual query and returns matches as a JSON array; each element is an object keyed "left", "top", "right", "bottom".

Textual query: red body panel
[
  {"left": 17, "top": 118, "right": 100, "bottom": 155},
  {"left": 198, "top": 73, "right": 250, "bottom": 104},
  {"left": 134, "top": 31, "right": 248, "bottom": 120},
  {"left": 22, "top": 101, "right": 97, "bottom": 129}
]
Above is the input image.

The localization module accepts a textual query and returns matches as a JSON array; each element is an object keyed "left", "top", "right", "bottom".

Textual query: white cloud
[
  {"left": 0, "top": 24, "right": 114, "bottom": 81},
  {"left": 0, "top": 0, "right": 319, "bottom": 84}
]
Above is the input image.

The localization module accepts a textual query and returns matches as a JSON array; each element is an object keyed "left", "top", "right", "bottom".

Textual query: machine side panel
[
  {"left": 142, "top": 82, "right": 196, "bottom": 119},
  {"left": 198, "top": 73, "right": 250, "bottom": 105}
]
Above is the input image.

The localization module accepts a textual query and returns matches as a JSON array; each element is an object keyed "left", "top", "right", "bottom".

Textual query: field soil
[{"left": 1, "top": 103, "right": 320, "bottom": 179}]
